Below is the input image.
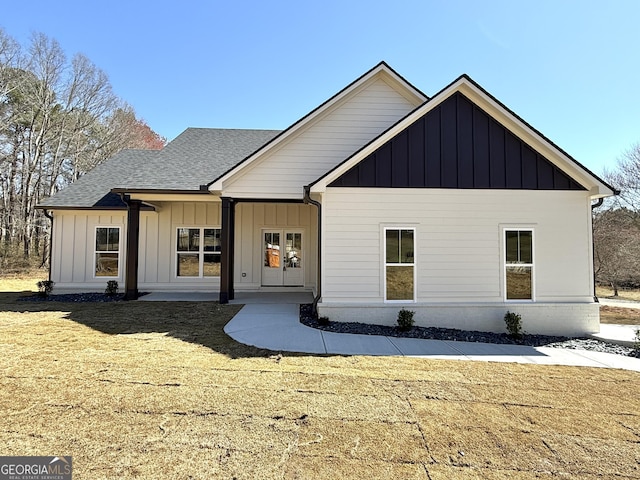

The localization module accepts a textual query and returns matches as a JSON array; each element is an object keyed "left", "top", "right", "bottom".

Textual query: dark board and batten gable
[{"left": 329, "top": 92, "right": 585, "bottom": 190}]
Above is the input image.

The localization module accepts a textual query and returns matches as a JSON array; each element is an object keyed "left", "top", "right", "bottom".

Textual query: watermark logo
[{"left": 0, "top": 456, "right": 72, "bottom": 480}]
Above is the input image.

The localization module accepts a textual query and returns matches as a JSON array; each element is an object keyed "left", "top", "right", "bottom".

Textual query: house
[{"left": 38, "top": 62, "right": 616, "bottom": 336}]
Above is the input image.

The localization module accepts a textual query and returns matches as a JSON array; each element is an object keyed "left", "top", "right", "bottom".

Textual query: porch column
[
  {"left": 124, "top": 198, "right": 141, "bottom": 300},
  {"left": 220, "top": 197, "right": 235, "bottom": 303}
]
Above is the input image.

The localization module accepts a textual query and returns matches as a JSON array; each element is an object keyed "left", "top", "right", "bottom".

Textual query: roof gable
[
  {"left": 329, "top": 91, "right": 585, "bottom": 191},
  {"left": 208, "top": 62, "right": 428, "bottom": 195},
  {"left": 312, "top": 75, "right": 615, "bottom": 198}
]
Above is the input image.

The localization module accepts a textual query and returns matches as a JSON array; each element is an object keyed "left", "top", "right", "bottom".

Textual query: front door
[{"left": 262, "top": 230, "right": 304, "bottom": 286}]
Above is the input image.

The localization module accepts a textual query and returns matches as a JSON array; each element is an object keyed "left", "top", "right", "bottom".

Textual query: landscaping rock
[{"left": 299, "top": 304, "right": 639, "bottom": 358}]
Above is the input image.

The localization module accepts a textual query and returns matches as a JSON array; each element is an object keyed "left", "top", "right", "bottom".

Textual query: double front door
[{"left": 262, "top": 230, "right": 304, "bottom": 286}]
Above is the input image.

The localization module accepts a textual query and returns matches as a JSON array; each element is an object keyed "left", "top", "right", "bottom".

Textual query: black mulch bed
[
  {"left": 299, "top": 304, "right": 639, "bottom": 358},
  {"left": 18, "top": 293, "right": 128, "bottom": 302}
]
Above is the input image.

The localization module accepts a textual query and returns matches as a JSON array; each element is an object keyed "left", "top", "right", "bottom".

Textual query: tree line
[
  {"left": 594, "top": 143, "right": 640, "bottom": 294},
  {"left": 0, "top": 28, "right": 164, "bottom": 270}
]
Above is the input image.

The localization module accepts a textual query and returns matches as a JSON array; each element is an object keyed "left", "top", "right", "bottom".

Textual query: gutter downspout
[
  {"left": 303, "top": 185, "right": 321, "bottom": 316},
  {"left": 42, "top": 210, "right": 53, "bottom": 281},
  {"left": 591, "top": 197, "right": 604, "bottom": 303}
]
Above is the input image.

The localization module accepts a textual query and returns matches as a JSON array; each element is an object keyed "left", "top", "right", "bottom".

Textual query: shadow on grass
[{"left": 0, "top": 291, "right": 304, "bottom": 359}]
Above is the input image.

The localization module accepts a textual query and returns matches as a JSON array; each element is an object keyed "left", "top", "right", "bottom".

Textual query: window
[
  {"left": 95, "top": 227, "right": 120, "bottom": 277},
  {"left": 384, "top": 228, "right": 415, "bottom": 301},
  {"left": 505, "top": 229, "right": 533, "bottom": 300},
  {"left": 176, "top": 227, "right": 221, "bottom": 277}
]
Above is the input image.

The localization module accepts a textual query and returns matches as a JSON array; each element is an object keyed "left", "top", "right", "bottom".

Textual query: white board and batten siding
[
  {"left": 50, "top": 204, "right": 222, "bottom": 291},
  {"left": 319, "top": 188, "right": 599, "bottom": 336},
  {"left": 235, "top": 203, "right": 317, "bottom": 291},
  {"left": 50, "top": 202, "right": 317, "bottom": 293},
  {"left": 223, "top": 78, "right": 419, "bottom": 199},
  {"left": 51, "top": 211, "right": 127, "bottom": 288},
  {"left": 138, "top": 201, "right": 222, "bottom": 290}
]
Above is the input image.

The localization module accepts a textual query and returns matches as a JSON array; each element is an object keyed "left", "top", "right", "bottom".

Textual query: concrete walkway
[
  {"left": 224, "top": 303, "right": 640, "bottom": 372},
  {"left": 138, "top": 292, "right": 639, "bottom": 371}
]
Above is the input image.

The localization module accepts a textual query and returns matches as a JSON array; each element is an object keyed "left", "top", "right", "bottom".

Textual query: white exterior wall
[
  {"left": 50, "top": 211, "right": 127, "bottom": 289},
  {"left": 138, "top": 201, "right": 222, "bottom": 290},
  {"left": 224, "top": 78, "right": 418, "bottom": 199},
  {"left": 50, "top": 202, "right": 317, "bottom": 293},
  {"left": 235, "top": 203, "right": 317, "bottom": 291},
  {"left": 318, "top": 188, "right": 599, "bottom": 336}
]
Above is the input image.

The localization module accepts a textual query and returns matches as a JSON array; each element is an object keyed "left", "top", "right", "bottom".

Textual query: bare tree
[
  {"left": 603, "top": 143, "right": 640, "bottom": 216},
  {"left": 0, "top": 29, "right": 165, "bottom": 268},
  {"left": 593, "top": 207, "right": 640, "bottom": 295}
]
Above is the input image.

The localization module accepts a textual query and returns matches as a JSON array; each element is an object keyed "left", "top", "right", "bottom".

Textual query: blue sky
[{"left": 5, "top": 0, "right": 640, "bottom": 175}]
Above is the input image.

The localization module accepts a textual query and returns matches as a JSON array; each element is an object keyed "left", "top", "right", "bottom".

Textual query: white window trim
[
  {"left": 503, "top": 227, "right": 535, "bottom": 302},
  {"left": 93, "top": 226, "right": 122, "bottom": 279},
  {"left": 175, "top": 226, "right": 221, "bottom": 279},
  {"left": 383, "top": 226, "right": 417, "bottom": 303}
]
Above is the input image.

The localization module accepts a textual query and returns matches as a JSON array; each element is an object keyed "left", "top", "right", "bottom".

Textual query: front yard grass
[
  {"left": 1, "top": 276, "right": 639, "bottom": 478},
  {"left": 600, "top": 305, "right": 640, "bottom": 325},
  {"left": 597, "top": 285, "right": 640, "bottom": 302}
]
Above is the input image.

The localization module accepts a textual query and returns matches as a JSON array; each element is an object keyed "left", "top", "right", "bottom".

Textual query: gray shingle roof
[
  {"left": 38, "top": 128, "right": 281, "bottom": 208},
  {"left": 38, "top": 149, "right": 157, "bottom": 208}
]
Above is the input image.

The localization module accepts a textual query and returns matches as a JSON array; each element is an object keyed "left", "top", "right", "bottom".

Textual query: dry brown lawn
[
  {"left": 1, "top": 275, "right": 639, "bottom": 479},
  {"left": 597, "top": 286, "right": 640, "bottom": 302},
  {"left": 600, "top": 305, "right": 640, "bottom": 325}
]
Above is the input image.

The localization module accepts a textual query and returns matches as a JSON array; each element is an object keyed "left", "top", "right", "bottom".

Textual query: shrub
[
  {"left": 397, "top": 308, "right": 415, "bottom": 331},
  {"left": 105, "top": 280, "right": 119, "bottom": 296},
  {"left": 504, "top": 311, "right": 523, "bottom": 339},
  {"left": 634, "top": 328, "right": 640, "bottom": 353},
  {"left": 36, "top": 280, "right": 55, "bottom": 298},
  {"left": 318, "top": 316, "right": 330, "bottom": 326}
]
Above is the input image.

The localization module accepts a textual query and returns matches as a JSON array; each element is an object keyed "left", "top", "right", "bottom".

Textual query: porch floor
[{"left": 138, "top": 291, "right": 313, "bottom": 304}]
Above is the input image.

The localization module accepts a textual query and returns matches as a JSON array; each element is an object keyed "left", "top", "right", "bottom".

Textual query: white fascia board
[
  {"left": 209, "top": 63, "right": 426, "bottom": 195},
  {"left": 127, "top": 192, "right": 221, "bottom": 203}
]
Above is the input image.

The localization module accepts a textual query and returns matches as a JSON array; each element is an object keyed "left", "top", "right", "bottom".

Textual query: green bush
[
  {"left": 105, "top": 280, "right": 119, "bottom": 296},
  {"left": 318, "top": 316, "right": 330, "bottom": 326},
  {"left": 397, "top": 308, "right": 415, "bottom": 331},
  {"left": 36, "top": 280, "right": 55, "bottom": 298},
  {"left": 504, "top": 311, "right": 523, "bottom": 339},
  {"left": 634, "top": 328, "right": 640, "bottom": 352}
]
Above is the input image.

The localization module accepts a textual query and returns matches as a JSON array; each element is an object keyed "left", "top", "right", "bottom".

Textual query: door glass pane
[
  {"left": 285, "top": 233, "right": 302, "bottom": 268},
  {"left": 386, "top": 230, "right": 400, "bottom": 263},
  {"left": 264, "top": 232, "right": 280, "bottom": 268},
  {"left": 177, "top": 253, "right": 199, "bottom": 276},
  {"left": 203, "top": 253, "right": 221, "bottom": 277},
  {"left": 386, "top": 266, "right": 414, "bottom": 300},
  {"left": 506, "top": 266, "right": 532, "bottom": 299}
]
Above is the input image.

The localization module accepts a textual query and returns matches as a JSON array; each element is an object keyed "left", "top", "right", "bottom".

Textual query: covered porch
[{"left": 118, "top": 192, "right": 319, "bottom": 301}]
